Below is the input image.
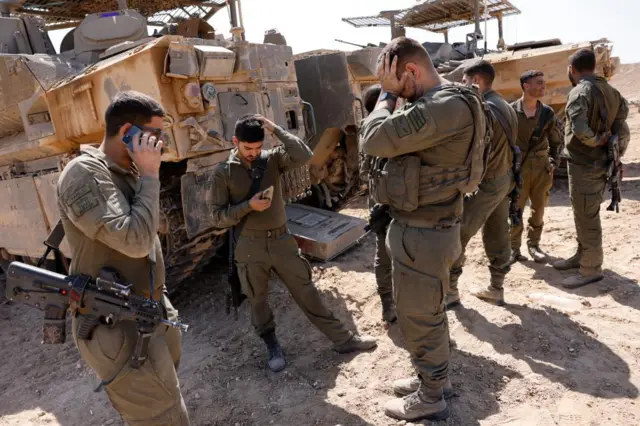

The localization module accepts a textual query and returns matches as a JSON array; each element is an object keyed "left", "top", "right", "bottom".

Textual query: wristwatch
[{"left": 379, "top": 91, "right": 399, "bottom": 102}]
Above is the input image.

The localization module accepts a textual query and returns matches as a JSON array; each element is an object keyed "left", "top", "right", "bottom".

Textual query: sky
[{"left": 48, "top": 0, "right": 638, "bottom": 64}]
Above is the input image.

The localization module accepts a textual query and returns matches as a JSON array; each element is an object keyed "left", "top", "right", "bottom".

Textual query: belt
[
  {"left": 395, "top": 217, "right": 461, "bottom": 230},
  {"left": 240, "top": 224, "right": 288, "bottom": 239}
]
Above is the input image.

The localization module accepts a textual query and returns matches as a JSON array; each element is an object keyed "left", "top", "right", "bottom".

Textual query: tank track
[{"left": 159, "top": 171, "right": 225, "bottom": 295}]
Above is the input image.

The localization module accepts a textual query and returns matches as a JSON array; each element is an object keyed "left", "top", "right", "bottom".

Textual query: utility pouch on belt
[{"left": 371, "top": 155, "right": 421, "bottom": 212}]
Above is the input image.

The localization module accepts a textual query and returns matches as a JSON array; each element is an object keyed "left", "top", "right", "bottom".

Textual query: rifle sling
[{"left": 582, "top": 79, "right": 612, "bottom": 135}]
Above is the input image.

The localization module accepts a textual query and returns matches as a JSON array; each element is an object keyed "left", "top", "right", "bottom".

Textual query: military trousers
[
  {"left": 567, "top": 161, "right": 607, "bottom": 275},
  {"left": 450, "top": 173, "right": 514, "bottom": 291},
  {"left": 387, "top": 220, "right": 461, "bottom": 399},
  {"left": 510, "top": 155, "right": 554, "bottom": 250},
  {"left": 374, "top": 225, "right": 393, "bottom": 297},
  {"left": 72, "top": 295, "right": 190, "bottom": 426},
  {"left": 235, "top": 228, "right": 352, "bottom": 345}
]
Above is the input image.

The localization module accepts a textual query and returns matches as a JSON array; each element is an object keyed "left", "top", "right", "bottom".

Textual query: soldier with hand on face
[
  {"left": 210, "top": 114, "right": 377, "bottom": 373},
  {"left": 553, "top": 48, "right": 630, "bottom": 288},
  {"left": 360, "top": 37, "right": 490, "bottom": 422},
  {"left": 445, "top": 60, "right": 518, "bottom": 308},
  {"left": 509, "top": 70, "right": 563, "bottom": 265},
  {"left": 56, "top": 91, "right": 190, "bottom": 425},
  {"left": 358, "top": 83, "right": 397, "bottom": 325}
]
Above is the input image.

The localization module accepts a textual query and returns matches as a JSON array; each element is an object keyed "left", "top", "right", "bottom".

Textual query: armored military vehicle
[{"left": 0, "top": 0, "right": 321, "bottom": 292}]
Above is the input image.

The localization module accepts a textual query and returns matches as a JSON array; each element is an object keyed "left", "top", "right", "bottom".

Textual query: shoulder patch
[
  {"left": 62, "top": 183, "right": 99, "bottom": 218},
  {"left": 392, "top": 114, "right": 413, "bottom": 138},
  {"left": 407, "top": 106, "right": 427, "bottom": 133}
]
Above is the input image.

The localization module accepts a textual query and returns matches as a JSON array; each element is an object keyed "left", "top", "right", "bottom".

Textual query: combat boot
[
  {"left": 380, "top": 293, "right": 397, "bottom": 324},
  {"left": 384, "top": 391, "right": 449, "bottom": 422},
  {"left": 553, "top": 253, "right": 581, "bottom": 271},
  {"left": 528, "top": 245, "right": 548, "bottom": 263},
  {"left": 393, "top": 377, "right": 453, "bottom": 399},
  {"left": 508, "top": 249, "right": 527, "bottom": 265},
  {"left": 261, "top": 330, "right": 286, "bottom": 372},
  {"left": 471, "top": 285, "right": 504, "bottom": 306},
  {"left": 445, "top": 290, "right": 461, "bottom": 309},
  {"left": 561, "top": 272, "right": 603, "bottom": 289},
  {"left": 333, "top": 333, "right": 377, "bottom": 354}
]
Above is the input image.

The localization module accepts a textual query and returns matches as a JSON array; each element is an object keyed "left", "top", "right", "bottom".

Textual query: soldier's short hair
[
  {"left": 235, "top": 114, "right": 264, "bottom": 143},
  {"left": 463, "top": 60, "right": 496, "bottom": 84},
  {"left": 569, "top": 48, "right": 596, "bottom": 73},
  {"left": 105, "top": 91, "right": 165, "bottom": 137},
  {"left": 363, "top": 84, "right": 382, "bottom": 114},
  {"left": 520, "top": 70, "right": 544, "bottom": 90},
  {"left": 379, "top": 37, "right": 433, "bottom": 79}
]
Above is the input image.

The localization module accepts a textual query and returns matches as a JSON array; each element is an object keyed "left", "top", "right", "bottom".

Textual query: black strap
[
  {"left": 486, "top": 99, "right": 516, "bottom": 151},
  {"left": 231, "top": 151, "right": 270, "bottom": 243},
  {"left": 582, "top": 79, "right": 612, "bottom": 135},
  {"left": 520, "top": 103, "right": 554, "bottom": 165},
  {"left": 37, "top": 219, "right": 69, "bottom": 273}
]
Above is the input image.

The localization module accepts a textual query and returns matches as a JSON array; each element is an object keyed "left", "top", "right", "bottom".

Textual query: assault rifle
[
  {"left": 4, "top": 262, "right": 188, "bottom": 369},
  {"left": 606, "top": 134, "right": 622, "bottom": 213}
]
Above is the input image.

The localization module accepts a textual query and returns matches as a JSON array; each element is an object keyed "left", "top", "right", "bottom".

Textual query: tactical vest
[{"left": 369, "top": 85, "right": 492, "bottom": 212}]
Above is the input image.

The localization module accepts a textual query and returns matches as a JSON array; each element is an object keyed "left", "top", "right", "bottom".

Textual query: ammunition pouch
[{"left": 370, "top": 156, "right": 420, "bottom": 212}]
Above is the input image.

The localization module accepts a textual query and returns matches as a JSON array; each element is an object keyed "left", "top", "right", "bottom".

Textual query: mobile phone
[
  {"left": 260, "top": 186, "right": 274, "bottom": 201},
  {"left": 122, "top": 125, "right": 142, "bottom": 151}
]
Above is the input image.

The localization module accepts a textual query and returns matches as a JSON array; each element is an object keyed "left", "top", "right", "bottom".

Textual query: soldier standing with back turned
[
  {"left": 444, "top": 60, "right": 518, "bottom": 308},
  {"left": 553, "top": 48, "right": 630, "bottom": 287},
  {"left": 210, "top": 114, "right": 376, "bottom": 373},
  {"left": 509, "top": 70, "right": 563, "bottom": 264},
  {"left": 360, "top": 37, "right": 489, "bottom": 422}
]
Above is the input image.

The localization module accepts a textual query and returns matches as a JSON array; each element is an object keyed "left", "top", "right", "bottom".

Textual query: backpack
[{"left": 445, "top": 84, "right": 493, "bottom": 194}]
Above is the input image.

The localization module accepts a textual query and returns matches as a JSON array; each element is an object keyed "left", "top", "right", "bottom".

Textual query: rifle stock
[{"left": 606, "top": 134, "right": 622, "bottom": 213}]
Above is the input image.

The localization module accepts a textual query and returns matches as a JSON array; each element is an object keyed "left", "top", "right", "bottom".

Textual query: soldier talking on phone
[
  {"left": 210, "top": 114, "right": 377, "bottom": 372},
  {"left": 56, "top": 91, "right": 190, "bottom": 425}
]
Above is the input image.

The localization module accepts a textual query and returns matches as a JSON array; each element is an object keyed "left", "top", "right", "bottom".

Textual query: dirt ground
[{"left": 2, "top": 64, "right": 640, "bottom": 426}]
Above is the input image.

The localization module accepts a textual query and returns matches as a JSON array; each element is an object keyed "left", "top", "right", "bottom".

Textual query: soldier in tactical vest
[
  {"left": 358, "top": 83, "right": 397, "bottom": 324},
  {"left": 57, "top": 92, "right": 190, "bottom": 425},
  {"left": 209, "top": 114, "right": 377, "bottom": 373},
  {"left": 553, "top": 48, "right": 630, "bottom": 288},
  {"left": 360, "top": 37, "right": 490, "bottom": 422},
  {"left": 509, "top": 70, "right": 563, "bottom": 264},
  {"left": 444, "top": 60, "right": 518, "bottom": 308}
]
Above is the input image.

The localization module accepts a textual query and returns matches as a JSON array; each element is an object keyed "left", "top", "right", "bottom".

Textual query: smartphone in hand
[
  {"left": 260, "top": 186, "right": 274, "bottom": 201},
  {"left": 122, "top": 125, "right": 142, "bottom": 151}
]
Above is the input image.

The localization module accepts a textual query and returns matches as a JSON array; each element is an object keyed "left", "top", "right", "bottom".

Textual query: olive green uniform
[
  {"left": 360, "top": 84, "right": 481, "bottom": 400},
  {"left": 563, "top": 76, "right": 629, "bottom": 276},
  {"left": 510, "top": 99, "right": 563, "bottom": 251},
  {"left": 449, "top": 90, "right": 516, "bottom": 293},
  {"left": 210, "top": 126, "right": 353, "bottom": 345},
  {"left": 57, "top": 147, "right": 189, "bottom": 425}
]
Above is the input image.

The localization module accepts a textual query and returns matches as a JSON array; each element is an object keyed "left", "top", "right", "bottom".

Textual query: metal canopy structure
[
  {"left": 5, "top": 0, "right": 228, "bottom": 30},
  {"left": 342, "top": 0, "right": 520, "bottom": 33}
]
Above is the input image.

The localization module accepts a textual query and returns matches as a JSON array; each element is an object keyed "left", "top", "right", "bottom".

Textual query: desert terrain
[{"left": 1, "top": 64, "right": 639, "bottom": 426}]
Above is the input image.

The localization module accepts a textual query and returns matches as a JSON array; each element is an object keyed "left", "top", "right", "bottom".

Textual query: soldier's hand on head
[
  {"left": 254, "top": 115, "right": 276, "bottom": 133},
  {"left": 376, "top": 52, "right": 409, "bottom": 96},
  {"left": 249, "top": 192, "right": 272, "bottom": 211},
  {"left": 132, "top": 131, "right": 163, "bottom": 179}
]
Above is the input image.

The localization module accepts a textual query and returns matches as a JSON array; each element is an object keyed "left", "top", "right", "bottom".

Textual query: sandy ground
[{"left": 1, "top": 64, "right": 640, "bottom": 426}]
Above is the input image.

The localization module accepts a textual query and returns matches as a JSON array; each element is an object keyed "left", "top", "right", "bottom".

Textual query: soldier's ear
[
  {"left": 232, "top": 136, "right": 239, "bottom": 147},
  {"left": 118, "top": 123, "right": 132, "bottom": 139}
]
